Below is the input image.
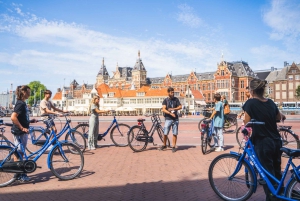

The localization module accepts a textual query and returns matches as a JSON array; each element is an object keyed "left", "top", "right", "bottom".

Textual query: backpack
[{"left": 224, "top": 103, "right": 230, "bottom": 115}]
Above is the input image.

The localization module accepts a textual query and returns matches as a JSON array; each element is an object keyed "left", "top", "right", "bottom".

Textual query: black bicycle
[{"left": 127, "top": 114, "right": 170, "bottom": 152}]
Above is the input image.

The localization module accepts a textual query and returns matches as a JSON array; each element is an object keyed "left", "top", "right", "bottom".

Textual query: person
[
  {"left": 208, "top": 93, "right": 224, "bottom": 152},
  {"left": 10, "top": 85, "right": 37, "bottom": 181},
  {"left": 243, "top": 79, "right": 286, "bottom": 201},
  {"left": 221, "top": 95, "right": 229, "bottom": 122},
  {"left": 161, "top": 87, "right": 182, "bottom": 153},
  {"left": 88, "top": 95, "right": 107, "bottom": 150},
  {"left": 40, "top": 90, "right": 68, "bottom": 133}
]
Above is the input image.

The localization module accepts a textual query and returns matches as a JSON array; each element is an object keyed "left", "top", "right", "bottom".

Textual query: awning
[{"left": 195, "top": 101, "right": 206, "bottom": 105}]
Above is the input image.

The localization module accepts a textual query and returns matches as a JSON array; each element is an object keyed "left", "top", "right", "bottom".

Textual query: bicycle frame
[
  {"left": 230, "top": 139, "right": 300, "bottom": 200},
  {"left": 98, "top": 115, "right": 122, "bottom": 138}
]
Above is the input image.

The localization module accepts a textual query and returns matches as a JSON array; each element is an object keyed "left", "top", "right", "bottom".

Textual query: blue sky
[{"left": 0, "top": 0, "right": 300, "bottom": 93}]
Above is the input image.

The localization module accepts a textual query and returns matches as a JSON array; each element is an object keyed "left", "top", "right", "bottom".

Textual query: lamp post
[{"left": 231, "top": 78, "right": 235, "bottom": 103}]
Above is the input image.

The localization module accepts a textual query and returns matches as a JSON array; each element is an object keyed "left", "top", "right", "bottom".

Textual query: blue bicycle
[
  {"left": 74, "top": 111, "right": 130, "bottom": 147},
  {"left": 0, "top": 114, "right": 84, "bottom": 187},
  {"left": 200, "top": 119, "right": 215, "bottom": 154},
  {"left": 25, "top": 114, "right": 86, "bottom": 154},
  {"left": 209, "top": 119, "right": 300, "bottom": 200}
]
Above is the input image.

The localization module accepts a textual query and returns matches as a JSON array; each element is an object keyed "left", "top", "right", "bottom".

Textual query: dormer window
[
  {"left": 137, "top": 92, "right": 145, "bottom": 96},
  {"left": 109, "top": 92, "right": 114, "bottom": 97},
  {"left": 292, "top": 70, "right": 296, "bottom": 73}
]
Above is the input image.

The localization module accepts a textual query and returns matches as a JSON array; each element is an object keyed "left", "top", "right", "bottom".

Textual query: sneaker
[
  {"left": 159, "top": 145, "right": 167, "bottom": 151},
  {"left": 17, "top": 174, "right": 31, "bottom": 182},
  {"left": 215, "top": 147, "right": 224, "bottom": 152},
  {"left": 47, "top": 145, "right": 53, "bottom": 151},
  {"left": 89, "top": 147, "right": 96, "bottom": 150},
  {"left": 172, "top": 147, "right": 177, "bottom": 153}
]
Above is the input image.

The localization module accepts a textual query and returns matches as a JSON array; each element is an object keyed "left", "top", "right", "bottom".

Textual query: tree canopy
[{"left": 28, "top": 81, "right": 47, "bottom": 106}]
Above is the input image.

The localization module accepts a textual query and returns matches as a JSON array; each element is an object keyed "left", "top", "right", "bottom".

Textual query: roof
[
  {"left": 190, "top": 89, "right": 204, "bottom": 99},
  {"left": 52, "top": 91, "right": 62, "bottom": 100},
  {"left": 96, "top": 83, "right": 109, "bottom": 94}
]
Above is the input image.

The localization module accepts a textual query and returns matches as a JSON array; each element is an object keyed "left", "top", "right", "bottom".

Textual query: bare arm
[
  {"left": 162, "top": 105, "right": 175, "bottom": 118},
  {"left": 95, "top": 108, "right": 107, "bottom": 114},
  {"left": 208, "top": 109, "right": 216, "bottom": 120}
]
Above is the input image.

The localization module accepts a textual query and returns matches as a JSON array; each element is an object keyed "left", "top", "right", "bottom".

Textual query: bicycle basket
[
  {"left": 203, "top": 111, "right": 212, "bottom": 118},
  {"left": 43, "top": 118, "right": 54, "bottom": 128}
]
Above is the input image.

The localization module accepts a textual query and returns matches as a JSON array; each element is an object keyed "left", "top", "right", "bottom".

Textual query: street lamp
[{"left": 231, "top": 78, "right": 235, "bottom": 102}]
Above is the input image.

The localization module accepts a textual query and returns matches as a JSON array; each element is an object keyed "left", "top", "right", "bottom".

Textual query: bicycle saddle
[
  {"left": 280, "top": 147, "right": 300, "bottom": 157},
  {"left": 137, "top": 119, "right": 145, "bottom": 122},
  {"left": 279, "top": 125, "right": 292, "bottom": 129}
]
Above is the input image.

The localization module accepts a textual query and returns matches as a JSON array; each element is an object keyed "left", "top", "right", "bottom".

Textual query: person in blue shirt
[{"left": 208, "top": 93, "right": 225, "bottom": 152}]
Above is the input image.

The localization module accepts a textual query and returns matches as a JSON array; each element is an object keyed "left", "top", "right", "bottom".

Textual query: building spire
[
  {"left": 102, "top": 57, "right": 104, "bottom": 66},
  {"left": 221, "top": 51, "right": 224, "bottom": 62},
  {"left": 138, "top": 50, "right": 140, "bottom": 58}
]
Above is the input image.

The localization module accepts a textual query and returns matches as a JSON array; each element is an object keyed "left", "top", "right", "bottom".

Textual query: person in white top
[{"left": 40, "top": 90, "right": 68, "bottom": 134}]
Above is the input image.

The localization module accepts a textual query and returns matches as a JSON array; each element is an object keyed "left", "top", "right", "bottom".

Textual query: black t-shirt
[
  {"left": 242, "top": 98, "right": 280, "bottom": 142},
  {"left": 13, "top": 100, "right": 30, "bottom": 129},
  {"left": 162, "top": 97, "right": 181, "bottom": 120}
]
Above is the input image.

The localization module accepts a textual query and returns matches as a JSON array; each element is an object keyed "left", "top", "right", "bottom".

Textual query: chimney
[
  {"left": 57, "top": 88, "right": 61, "bottom": 92},
  {"left": 271, "top": 67, "right": 274, "bottom": 71}
]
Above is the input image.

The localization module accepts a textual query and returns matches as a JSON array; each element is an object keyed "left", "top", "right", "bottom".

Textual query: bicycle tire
[
  {"left": 235, "top": 126, "right": 247, "bottom": 148},
  {"left": 65, "top": 131, "right": 87, "bottom": 153},
  {"left": 279, "top": 128, "right": 300, "bottom": 150},
  {"left": 74, "top": 123, "right": 89, "bottom": 138},
  {"left": 223, "top": 117, "right": 238, "bottom": 133},
  {"left": 26, "top": 129, "right": 48, "bottom": 154},
  {"left": 208, "top": 154, "right": 255, "bottom": 201},
  {"left": 201, "top": 132, "right": 208, "bottom": 154},
  {"left": 0, "top": 134, "right": 9, "bottom": 146},
  {"left": 198, "top": 118, "right": 208, "bottom": 132},
  {"left": 286, "top": 178, "right": 300, "bottom": 199},
  {"left": 110, "top": 123, "right": 130, "bottom": 147},
  {"left": 49, "top": 143, "right": 84, "bottom": 180},
  {"left": 0, "top": 146, "right": 19, "bottom": 187},
  {"left": 157, "top": 125, "right": 171, "bottom": 147},
  {"left": 127, "top": 125, "right": 148, "bottom": 152}
]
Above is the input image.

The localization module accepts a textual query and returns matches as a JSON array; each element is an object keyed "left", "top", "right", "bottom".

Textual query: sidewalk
[{"left": 0, "top": 145, "right": 266, "bottom": 201}]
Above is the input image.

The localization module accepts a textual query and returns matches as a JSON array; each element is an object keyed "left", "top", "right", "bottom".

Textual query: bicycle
[
  {"left": 74, "top": 110, "right": 130, "bottom": 147},
  {"left": 25, "top": 114, "right": 86, "bottom": 154},
  {"left": 198, "top": 109, "right": 238, "bottom": 133},
  {"left": 236, "top": 123, "right": 300, "bottom": 150},
  {"left": 199, "top": 119, "right": 215, "bottom": 154},
  {"left": 209, "top": 119, "right": 300, "bottom": 201},
  {"left": 0, "top": 114, "right": 84, "bottom": 187},
  {"left": 127, "top": 114, "right": 170, "bottom": 152}
]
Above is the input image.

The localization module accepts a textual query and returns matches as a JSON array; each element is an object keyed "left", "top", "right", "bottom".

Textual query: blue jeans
[{"left": 164, "top": 120, "right": 179, "bottom": 135}]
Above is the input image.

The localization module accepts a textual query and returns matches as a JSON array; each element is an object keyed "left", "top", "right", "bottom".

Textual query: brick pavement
[{"left": 0, "top": 115, "right": 299, "bottom": 200}]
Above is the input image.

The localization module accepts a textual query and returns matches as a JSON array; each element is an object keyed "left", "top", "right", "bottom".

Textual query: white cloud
[
  {"left": 0, "top": 5, "right": 226, "bottom": 92},
  {"left": 176, "top": 4, "right": 203, "bottom": 28},
  {"left": 263, "top": 0, "right": 300, "bottom": 49}
]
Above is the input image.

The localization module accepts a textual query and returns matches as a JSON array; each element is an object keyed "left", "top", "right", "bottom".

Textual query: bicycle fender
[{"left": 230, "top": 151, "right": 258, "bottom": 192}]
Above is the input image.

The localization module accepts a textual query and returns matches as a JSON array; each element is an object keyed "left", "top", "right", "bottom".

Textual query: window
[
  {"left": 289, "top": 75, "right": 293, "bottom": 81},
  {"left": 145, "top": 99, "right": 151, "bottom": 104},
  {"left": 292, "top": 70, "right": 296, "bottom": 73},
  {"left": 221, "top": 80, "right": 224, "bottom": 88},
  {"left": 208, "top": 93, "right": 210, "bottom": 101},
  {"left": 241, "top": 92, "right": 244, "bottom": 101},
  {"left": 68, "top": 101, "right": 72, "bottom": 106},
  {"left": 109, "top": 92, "right": 114, "bottom": 97},
  {"left": 137, "top": 99, "right": 144, "bottom": 104},
  {"left": 221, "top": 70, "right": 224, "bottom": 76},
  {"left": 225, "top": 80, "right": 229, "bottom": 88},
  {"left": 152, "top": 98, "right": 159, "bottom": 104},
  {"left": 81, "top": 99, "right": 85, "bottom": 104},
  {"left": 198, "top": 84, "right": 201, "bottom": 90},
  {"left": 130, "top": 99, "right": 136, "bottom": 104},
  {"left": 174, "top": 92, "right": 180, "bottom": 96},
  {"left": 202, "top": 84, "right": 206, "bottom": 90},
  {"left": 137, "top": 92, "right": 145, "bottom": 96},
  {"left": 296, "top": 75, "right": 300, "bottom": 80},
  {"left": 217, "top": 80, "right": 220, "bottom": 88},
  {"left": 241, "top": 80, "right": 244, "bottom": 88},
  {"left": 208, "top": 83, "right": 210, "bottom": 90},
  {"left": 268, "top": 87, "right": 273, "bottom": 95}
]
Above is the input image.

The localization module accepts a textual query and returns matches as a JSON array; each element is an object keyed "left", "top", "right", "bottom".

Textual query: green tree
[
  {"left": 28, "top": 81, "right": 47, "bottom": 106},
  {"left": 296, "top": 85, "right": 300, "bottom": 100}
]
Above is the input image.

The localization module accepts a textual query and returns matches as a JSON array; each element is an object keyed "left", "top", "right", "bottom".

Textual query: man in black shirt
[{"left": 161, "top": 87, "right": 182, "bottom": 153}]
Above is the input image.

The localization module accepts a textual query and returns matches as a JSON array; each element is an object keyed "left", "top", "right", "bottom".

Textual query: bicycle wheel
[
  {"left": 49, "top": 143, "right": 84, "bottom": 180},
  {"left": 110, "top": 123, "right": 130, "bottom": 147},
  {"left": 157, "top": 125, "right": 171, "bottom": 147},
  {"left": 0, "top": 147, "right": 19, "bottom": 187},
  {"left": 127, "top": 125, "right": 148, "bottom": 152},
  {"left": 74, "top": 123, "right": 89, "bottom": 138},
  {"left": 26, "top": 129, "right": 48, "bottom": 154},
  {"left": 224, "top": 117, "right": 238, "bottom": 133},
  {"left": 65, "top": 131, "right": 87, "bottom": 153},
  {"left": 209, "top": 154, "right": 255, "bottom": 201},
  {"left": 0, "top": 134, "right": 9, "bottom": 146},
  {"left": 198, "top": 118, "right": 208, "bottom": 132},
  {"left": 201, "top": 132, "right": 208, "bottom": 154},
  {"left": 279, "top": 128, "right": 300, "bottom": 150},
  {"left": 235, "top": 126, "right": 247, "bottom": 148},
  {"left": 286, "top": 178, "right": 300, "bottom": 199}
]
